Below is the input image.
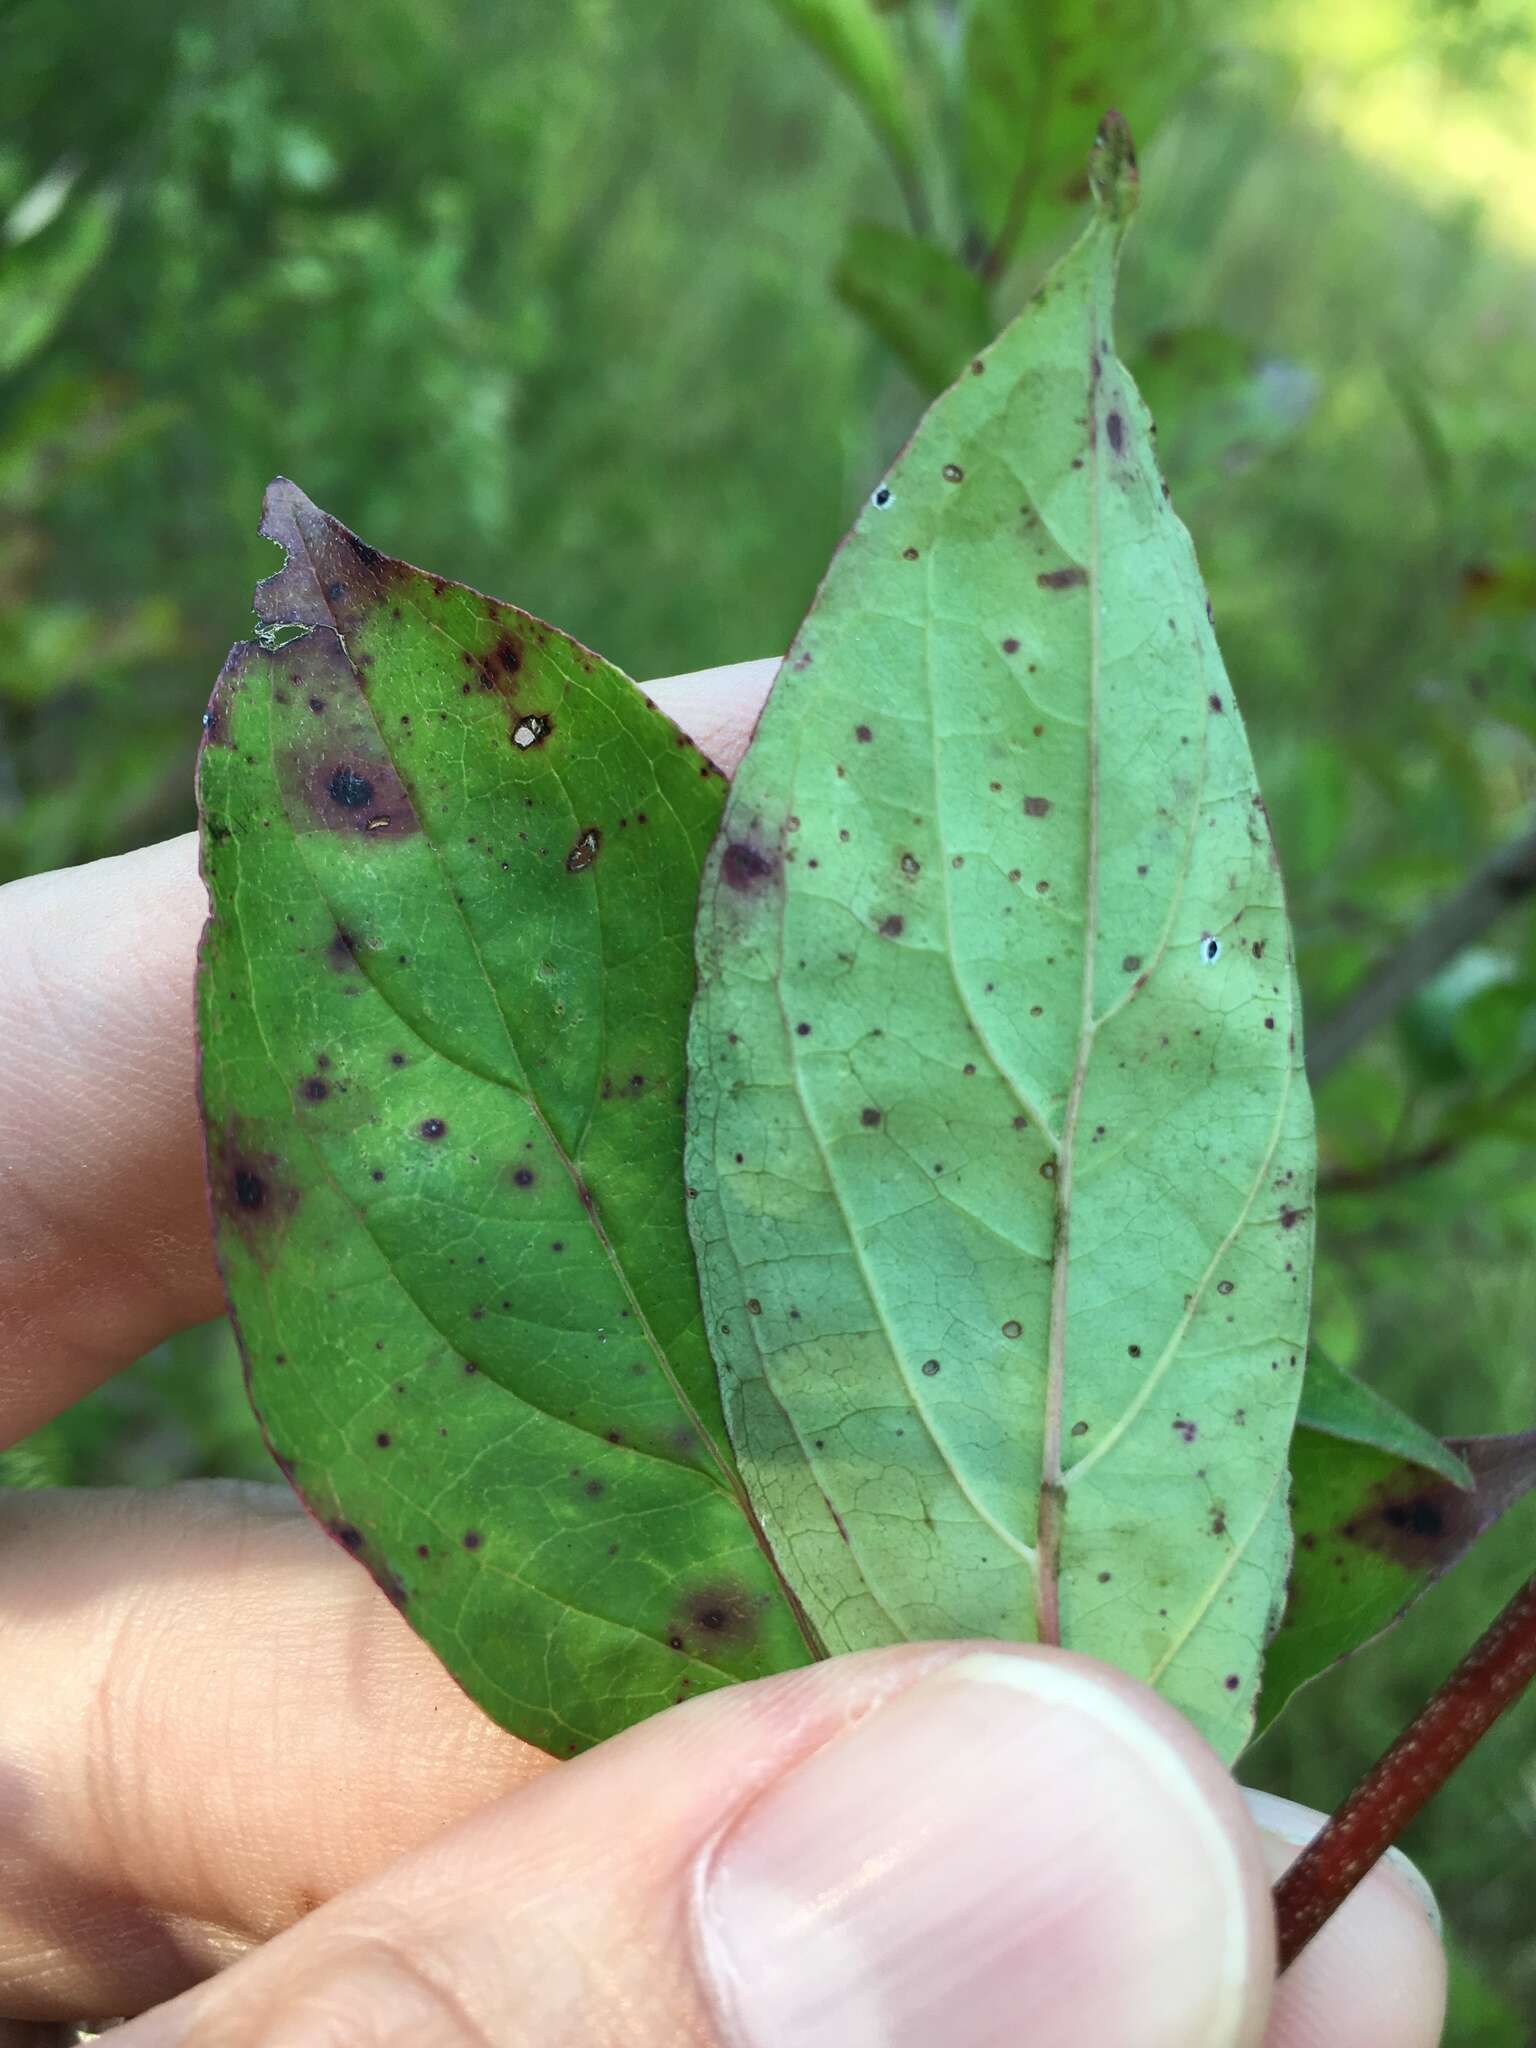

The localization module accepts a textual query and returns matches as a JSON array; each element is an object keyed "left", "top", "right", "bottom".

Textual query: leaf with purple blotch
[{"left": 197, "top": 480, "right": 818, "bottom": 1756}]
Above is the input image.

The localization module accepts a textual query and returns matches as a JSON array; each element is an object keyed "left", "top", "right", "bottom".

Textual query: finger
[
  {"left": 646, "top": 657, "right": 778, "bottom": 775},
  {"left": 0, "top": 833, "right": 219, "bottom": 1446},
  {"left": 0, "top": 1483, "right": 1443, "bottom": 2046},
  {"left": 99, "top": 1642, "right": 1280, "bottom": 2048},
  {"left": 0, "top": 1483, "right": 549, "bottom": 2022},
  {"left": 1245, "top": 1791, "right": 1446, "bottom": 2048},
  {"left": 0, "top": 657, "right": 781, "bottom": 1444}
]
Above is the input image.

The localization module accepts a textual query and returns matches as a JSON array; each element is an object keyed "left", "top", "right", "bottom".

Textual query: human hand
[{"left": 0, "top": 659, "right": 1445, "bottom": 2046}]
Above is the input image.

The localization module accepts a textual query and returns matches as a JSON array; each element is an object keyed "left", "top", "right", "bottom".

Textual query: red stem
[{"left": 1273, "top": 1569, "right": 1536, "bottom": 1971}]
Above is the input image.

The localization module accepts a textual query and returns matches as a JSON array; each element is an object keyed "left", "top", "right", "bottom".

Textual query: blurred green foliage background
[{"left": 3, "top": 0, "right": 1535, "bottom": 2034}]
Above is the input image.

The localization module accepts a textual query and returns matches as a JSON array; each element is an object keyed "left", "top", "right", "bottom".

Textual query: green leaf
[
  {"left": 961, "top": 0, "right": 1196, "bottom": 266},
  {"left": 1256, "top": 1356, "right": 1536, "bottom": 1736},
  {"left": 834, "top": 223, "right": 993, "bottom": 395},
  {"left": 197, "top": 481, "right": 816, "bottom": 1757},
  {"left": 0, "top": 188, "right": 118, "bottom": 378},
  {"left": 765, "top": 0, "right": 920, "bottom": 182},
  {"left": 1444, "top": 1936, "right": 1527, "bottom": 2048},
  {"left": 686, "top": 119, "right": 1315, "bottom": 1763},
  {"left": 1295, "top": 1351, "right": 1470, "bottom": 1489},
  {"left": 1398, "top": 947, "right": 1518, "bottom": 1086}
]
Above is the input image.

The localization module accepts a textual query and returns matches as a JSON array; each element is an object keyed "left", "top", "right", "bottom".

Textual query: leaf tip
[{"left": 1089, "top": 111, "right": 1139, "bottom": 229}]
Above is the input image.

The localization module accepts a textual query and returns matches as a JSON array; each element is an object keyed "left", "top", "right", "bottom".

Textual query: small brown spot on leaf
[
  {"left": 1024, "top": 796, "right": 1051, "bottom": 818},
  {"left": 1038, "top": 566, "right": 1087, "bottom": 590},
  {"left": 566, "top": 826, "right": 602, "bottom": 873},
  {"left": 211, "top": 1121, "right": 300, "bottom": 1263},
  {"left": 669, "top": 1580, "right": 764, "bottom": 1653}
]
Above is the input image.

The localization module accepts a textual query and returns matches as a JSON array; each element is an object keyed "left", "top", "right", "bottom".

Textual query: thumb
[{"left": 109, "top": 1643, "right": 1274, "bottom": 2048}]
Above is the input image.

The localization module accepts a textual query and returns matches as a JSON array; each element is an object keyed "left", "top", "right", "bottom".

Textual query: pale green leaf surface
[
  {"left": 687, "top": 128, "right": 1315, "bottom": 1760},
  {"left": 197, "top": 482, "right": 815, "bottom": 1757}
]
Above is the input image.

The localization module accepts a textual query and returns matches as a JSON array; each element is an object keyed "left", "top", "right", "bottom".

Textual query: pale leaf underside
[{"left": 687, "top": 171, "right": 1315, "bottom": 1759}]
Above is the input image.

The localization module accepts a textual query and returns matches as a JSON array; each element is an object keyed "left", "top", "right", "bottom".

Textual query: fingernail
[
  {"left": 1241, "top": 1787, "right": 1442, "bottom": 1938},
  {"left": 696, "top": 1651, "right": 1257, "bottom": 2048}
]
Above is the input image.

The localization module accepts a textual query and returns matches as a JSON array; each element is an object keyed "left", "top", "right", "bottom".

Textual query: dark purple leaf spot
[
  {"left": 419, "top": 1118, "right": 447, "bottom": 1140},
  {"left": 1002, "top": 637, "right": 1021, "bottom": 654},
  {"left": 1173, "top": 1418, "right": 1198, "bottom": 1443},
  {"left": 1122, "top": 954, "right": 1142, "bottom": 973},
  {"left": 721, "top": 838, "right": 779, "bottom": 892},
  {"left": 861, "top": 1107, "right": 882, "bottom": 1127},
  {"left": 328, "top": 766, "right": 373, "bottom": 808},
  {"left": 1038, "top": 567, "right": 1088, "bottom": 590},
  {"left": 669, "top": 1580, "right": 764, "bottom": 1653},
  {"left": 462, "top": 1530, "right": 482, "bottom": 1550},
  {"left": 855, "top": 724, "right": 873, "bottom": 742},
  {"left": 1107, "top": 411, "right": 1125, "bottom": 453},
  {"left": 921, "top": 1359, "right": 941, "bottom": 1376},
  {"left": 1024, "top": 796, "right": 1051, "bottom": 818},
  {"left": 879, "top": 914, "right": 905, "bottom": 938},
  {"left": 942, "top": 463, "right": 964, "bottom": 483},
  {"left": 1001, "top": 1319, "right": 1023, "bottom": 1339}
]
